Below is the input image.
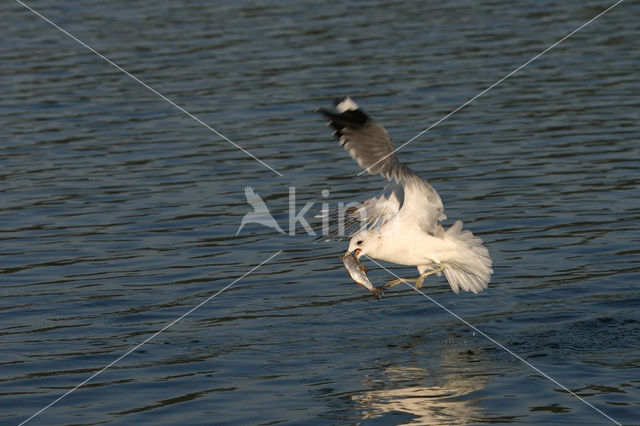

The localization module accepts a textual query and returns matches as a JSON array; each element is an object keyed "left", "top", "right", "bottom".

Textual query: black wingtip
[
  {"left": 318, "top": 99, "right": 369, "bottom": 122},
  {"left": 317, "top": 107, "right": 333, "bottom": 117}
]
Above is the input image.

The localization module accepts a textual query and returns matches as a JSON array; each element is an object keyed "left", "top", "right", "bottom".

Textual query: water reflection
[{"left": 354, "top": 348, "right": 488, "bottom": 425}]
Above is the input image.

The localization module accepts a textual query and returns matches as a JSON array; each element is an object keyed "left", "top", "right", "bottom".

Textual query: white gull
[{"left": 319, "top": 97, "right": 493, "bottom": 294}]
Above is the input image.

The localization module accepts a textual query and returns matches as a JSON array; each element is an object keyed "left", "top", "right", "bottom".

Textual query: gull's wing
[
  {"left": 318, "top": 97, "right": 446, "bottom": 235},
  {"left": 349, "top": 182, "right": 403, "bottom": 234},
  {"left": 318, "top": 97, "right": 415, "bottom": 182},
  {"left": 319, "top": 182, "right": 403, "bottom": 239}
]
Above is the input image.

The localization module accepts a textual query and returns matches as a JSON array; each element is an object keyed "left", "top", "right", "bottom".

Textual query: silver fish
[{"left": 341, "top": 251, "right": 383, "bottom": 300}]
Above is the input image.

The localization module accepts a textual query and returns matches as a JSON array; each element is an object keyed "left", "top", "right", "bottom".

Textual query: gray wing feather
[
  {"left": 319, "top": 182, "right": 403, "bottom": 239},
  {"left": 319, "top": 98, "right": 446, "bottom": 235},
  {"left": 318, "top": 106, "right": 415, "bottom": 182},
  {"left": 340, "top": 122, "right": 415, "bottom": 182}
]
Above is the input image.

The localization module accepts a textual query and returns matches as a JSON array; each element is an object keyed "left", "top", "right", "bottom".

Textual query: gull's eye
[{"left": 356, "top": 240, "right": 363, "bottom": 245}]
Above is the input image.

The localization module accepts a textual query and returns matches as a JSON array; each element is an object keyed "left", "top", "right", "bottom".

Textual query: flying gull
[{"left": 318, "top": 97, "right": 492, "bottom": 293}]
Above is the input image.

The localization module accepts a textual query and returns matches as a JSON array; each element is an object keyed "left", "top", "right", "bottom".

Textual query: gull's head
[{"left": 348, "top": 229, "right": 379, "bottom": 259}]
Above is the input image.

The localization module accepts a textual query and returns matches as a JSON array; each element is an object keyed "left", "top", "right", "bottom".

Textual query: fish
[{"left": 341, "top": 251, "right": 383, "bottom": 300}]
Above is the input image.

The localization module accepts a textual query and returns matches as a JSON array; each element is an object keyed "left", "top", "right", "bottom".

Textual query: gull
[{"left": 318, "top": 97, "right": 492, "bottom": 293}]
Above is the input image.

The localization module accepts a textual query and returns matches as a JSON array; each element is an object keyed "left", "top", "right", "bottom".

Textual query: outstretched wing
[
  {"left": 318, "top": 97, "right": 416, "bottom": 182},
  {"left": 319, "top": 97, "right": 446, "bottom": 235},
  {"left": 321, "top": 182, "right": 404, "bottom": 238}
]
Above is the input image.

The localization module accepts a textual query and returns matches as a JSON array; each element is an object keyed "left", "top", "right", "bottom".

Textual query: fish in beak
[{"left": 341, "top": 251, "right": 383, "bottom": 300}]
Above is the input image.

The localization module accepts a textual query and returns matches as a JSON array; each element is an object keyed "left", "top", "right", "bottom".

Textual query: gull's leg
[
  {"left": 383, "top": 277, "right": 417, "bottom": 289},
  {"left": 415, "top": 265, "right": 445, "bottom": 289}
]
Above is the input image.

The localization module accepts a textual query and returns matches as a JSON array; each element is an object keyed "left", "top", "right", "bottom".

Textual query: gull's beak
[{"left": 354, "top": 248, "right": 362, "bottom": 259}]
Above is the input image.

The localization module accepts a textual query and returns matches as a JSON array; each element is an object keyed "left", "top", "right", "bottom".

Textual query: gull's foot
[
  {"left": 371, "top": 287, "right": 384, "bottom": 300},
  {"left": 415, "top": 265, "right": 445, "bottom": 289},
  {"left": 383, "top": 277, "right": 417, "bottom": 289}
]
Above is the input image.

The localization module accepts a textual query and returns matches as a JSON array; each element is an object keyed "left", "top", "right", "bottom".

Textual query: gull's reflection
[{"left": 353, "top": 346, "right": 488, "bottom": 425}]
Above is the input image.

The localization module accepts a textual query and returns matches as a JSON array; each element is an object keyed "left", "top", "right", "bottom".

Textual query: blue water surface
[{"left": 1, "top": 0, "right": 639, "bottom": 424}]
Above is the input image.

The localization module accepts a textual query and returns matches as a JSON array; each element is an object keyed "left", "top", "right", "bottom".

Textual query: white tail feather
[{"left": 443, "top": 220, "right": 493, "bottom": 294}]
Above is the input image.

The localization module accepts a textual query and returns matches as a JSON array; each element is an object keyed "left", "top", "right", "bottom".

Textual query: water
[{"left": 2, "top": 0, "right": 639, "bottom": 424}]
